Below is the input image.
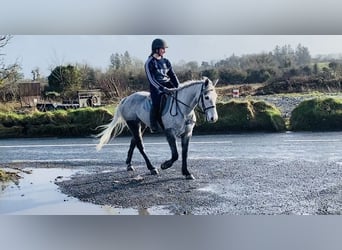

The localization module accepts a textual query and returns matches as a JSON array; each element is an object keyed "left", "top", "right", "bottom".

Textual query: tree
[
  {"left": 77, "top": 63, "right": 97, "bottom": 89},
  {"left": 96, "top": 72, "right": 123, "bottom": 98},
  {"left": 109, "top": 51, "right": 134, "bottom": 71},
  {"left": 47, "top": 65, "right": 82, "bottom": 98},
  {"left": 273, "top": 44, "right": 296, "bottom": 69},
  {"left": 328, "top": 61, "right": 339, "bottom": 77},
  {"left": 201, "top": 68, "right": 219, "bottom": 81},
  {"left": 0, "top": 35, "right": 23, "bottom": 102},
  {"left": 122, "top": 51, "right": 132, "bottom": 70},
  {"left": 219, "top": 68, "right": 247, "bottom": 84},
  {"left": 295, "top": 44, "right": 311, "bottom": 66},
  {"left": 31, "top": 67, "right": 41, "bottom": 81},
  {"left": 110, "top": 53, "right": 121, "bottom": 70},
  {"left": 313, "top": 63, "right": 319, "bottom": 75},
  {"left": 0, "top": 35, "right": 22, "bottom": 85}
]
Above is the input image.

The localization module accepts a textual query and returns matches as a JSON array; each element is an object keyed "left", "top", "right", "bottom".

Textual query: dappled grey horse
[{"left": 96, "top": 78, "right": 218, "bottom": 180}]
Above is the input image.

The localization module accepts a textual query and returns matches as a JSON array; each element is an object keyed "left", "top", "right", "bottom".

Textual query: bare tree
[
  {"left": 0, "top": 35, "right": 21, "bottom": 84},
  {"left": 97, "top": 73, "right": 128, "bottom": 99},
  {"left": 0, "top": 35, "right": 11, "bottom": 51},
  {"left": 0, "top": 35, "right": 23, "bottom": 101}
]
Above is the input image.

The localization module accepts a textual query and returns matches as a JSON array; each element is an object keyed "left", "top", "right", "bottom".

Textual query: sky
[{"left": 4, "top": 35, "right": 342, "bottom": 79}]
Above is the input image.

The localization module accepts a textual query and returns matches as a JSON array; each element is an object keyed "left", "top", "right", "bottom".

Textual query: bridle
[
  {"left": 169, "top": 82, "right": 216, "bottom": 117},
  {"left": 198, "top": 83, "right": 216, "bottom": 114}
]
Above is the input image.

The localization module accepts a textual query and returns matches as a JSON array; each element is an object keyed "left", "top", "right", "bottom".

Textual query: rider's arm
[{"left": 166, "top": 59, "right": 180, "bottom": 88}]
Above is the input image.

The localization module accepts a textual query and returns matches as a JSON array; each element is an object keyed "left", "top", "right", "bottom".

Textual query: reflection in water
[
  {"left": 0, "top": 168, "right": 172, "bottom": 215},
  {"left": 0, "top": 168, "right": 120, "bottom": 215}
]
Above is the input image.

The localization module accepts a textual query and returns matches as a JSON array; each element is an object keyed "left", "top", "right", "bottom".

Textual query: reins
[
  {"left": 169, "top": 91, "right": 188, "bottom": 117},
  {"left": 168, "top": 82, "right": 215, "bottom": 117}
]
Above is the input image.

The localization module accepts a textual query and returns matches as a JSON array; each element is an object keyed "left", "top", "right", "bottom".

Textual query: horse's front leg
[
  {"left": 181, "top": 134, "right": 195, "bottom": 180},
  {"left": 161, "top": 129, "right": 179, "bottom": 170}
]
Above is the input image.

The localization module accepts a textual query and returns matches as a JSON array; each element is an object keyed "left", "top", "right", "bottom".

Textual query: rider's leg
[{"left": 150, "top": 92, "right": 161, "bottom": 133}]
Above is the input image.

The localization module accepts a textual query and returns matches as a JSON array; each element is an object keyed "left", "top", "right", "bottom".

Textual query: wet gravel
[
  {"left": 2, "top": 132, "right": 342, "bottom": 215},
  {"left": 56, "top": 158, "right": 342, "bottom": 215}
]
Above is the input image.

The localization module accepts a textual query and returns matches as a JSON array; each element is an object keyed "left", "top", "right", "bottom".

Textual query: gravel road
[{"left": 56, "top": 157, "right": 342, "bottom": 215}]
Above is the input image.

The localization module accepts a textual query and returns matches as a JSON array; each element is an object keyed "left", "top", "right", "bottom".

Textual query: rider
[{"left": 144, "top": 38, "right": 180, "bottom": 133}]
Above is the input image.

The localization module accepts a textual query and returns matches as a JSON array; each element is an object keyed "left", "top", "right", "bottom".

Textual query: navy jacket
[{"left": 145, "top": 56, "right": 180, "bottom": 94}]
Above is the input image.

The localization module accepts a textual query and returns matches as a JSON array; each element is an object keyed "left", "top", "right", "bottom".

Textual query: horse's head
[{"left": 198, "top": 78, "right": 218, "bottom": 123}]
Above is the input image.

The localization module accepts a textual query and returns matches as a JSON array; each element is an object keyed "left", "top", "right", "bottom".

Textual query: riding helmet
[{"left": 151, "top": 38, "right": 168, "bottom": 51}]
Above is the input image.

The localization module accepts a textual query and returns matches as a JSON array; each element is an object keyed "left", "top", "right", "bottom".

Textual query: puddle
[{"left": 0, "top": 168, "right": 171, "bottom": 215}]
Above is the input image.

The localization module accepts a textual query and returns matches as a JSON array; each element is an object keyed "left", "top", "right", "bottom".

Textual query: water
[
  {"left": 1, "top": 132, "right": 341, "bottom": 164},
  {"left": 1, "top": 132, "right": 342, "bottom": 214},
  {"left": 0, "top": 168, "right": 171, "bottom": 215}
]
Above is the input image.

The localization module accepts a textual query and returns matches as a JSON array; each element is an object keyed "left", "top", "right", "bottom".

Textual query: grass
[
  {"left": 0, "top": 169, "right": 20, "bottom": 183},
  {"left": 1, "top": 96, "right": 341, "bottom": 137},
  {"left": 195, "top": 99, "right": 286, "bottom": 133},
  {"left": 0, "top": 107, "right": 113, "bottom": 138},
  {"left": 290, "top": 97, "right": 342, "bottom": 131},
  {"left": 0, "top": 169, "right": 10, "bottom": 182},
  {"left": 0, "top": 102, "right": 20, "bottom": 112}
]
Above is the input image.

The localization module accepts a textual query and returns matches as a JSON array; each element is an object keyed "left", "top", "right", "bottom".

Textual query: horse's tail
[{"left": 96, "top": 99, "right": 127, "bottom": 151}]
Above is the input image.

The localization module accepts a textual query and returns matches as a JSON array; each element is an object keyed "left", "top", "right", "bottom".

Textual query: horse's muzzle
[{"left": 206, "top": 112, "right": 218, "bottom": 123}]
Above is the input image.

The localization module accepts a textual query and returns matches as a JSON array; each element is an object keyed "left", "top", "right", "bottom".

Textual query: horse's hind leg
[
  {"left": 125, "top": 138, "right": 136, "bottom": 171},
  {"left": 126, "top": 120, "right": 158, "bottom": 175},
  {"left": 125, "top": 125, "right": 148, "bottom": 171}
]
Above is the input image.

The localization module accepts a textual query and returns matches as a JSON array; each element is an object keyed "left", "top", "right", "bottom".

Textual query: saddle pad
[{"left": 143, "top": 95, "right": 171, "bottom": 116}]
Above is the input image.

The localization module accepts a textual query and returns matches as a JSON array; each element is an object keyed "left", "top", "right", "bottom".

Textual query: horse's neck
[{"left": 177, "top": 83, "right": 202, "bottom": 112}]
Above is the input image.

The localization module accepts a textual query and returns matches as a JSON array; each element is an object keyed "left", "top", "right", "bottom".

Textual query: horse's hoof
[
  {"left": 185, "top": 174, "right": 195, "bottom": 180},
  {"left": 127, "top": 164, "right": 135, "bottom": 171},
  {"left": 150, "top": 168, "right": 159, "bottom": 175},
  {"left": 161, "top": 161, "right": 172, "bottom": 170}
]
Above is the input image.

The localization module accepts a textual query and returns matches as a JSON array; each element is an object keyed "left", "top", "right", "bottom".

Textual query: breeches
[{"left": 150, "top": 90, "right": 163, "bottom": 111}]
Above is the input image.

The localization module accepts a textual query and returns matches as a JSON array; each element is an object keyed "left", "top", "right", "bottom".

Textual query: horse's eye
[{"left": 205, "top": 96, "right": 209, "bottom": 100}]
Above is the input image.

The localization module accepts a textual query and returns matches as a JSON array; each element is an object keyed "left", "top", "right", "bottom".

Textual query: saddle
[
  {"left": 144, "top": 94, "right": 171, "bottom": 129},
  {"left": 144, "top": 94, "right": 171, "bottom": 114}
]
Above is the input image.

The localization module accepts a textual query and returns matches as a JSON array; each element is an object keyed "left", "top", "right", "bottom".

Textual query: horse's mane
[{"left": 177, "top": 79, "right": 205, "bottom": 90}]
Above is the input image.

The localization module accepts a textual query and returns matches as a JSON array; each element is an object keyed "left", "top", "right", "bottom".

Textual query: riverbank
[{"left": 1, "top": 92, "right": 342, "bottom": 139}]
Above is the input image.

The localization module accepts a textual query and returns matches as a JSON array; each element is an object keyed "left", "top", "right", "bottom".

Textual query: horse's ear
[
  {"left": 204, "top": 77, "right": 209, "bottom": 87},
  {"left": 214, "top": 79, "right": 219, "bottom": 86}
]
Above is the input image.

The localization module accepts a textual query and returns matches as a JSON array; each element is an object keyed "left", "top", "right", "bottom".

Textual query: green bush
[
  {"left": 0, "top": 107, "right": 113, "bottom": 138},
  {"left": 195, "top": 100, "right": 286, "bottom": 133},
  {"left": 0, "top": 125, "right": 24, "bottom": 138},
  {"left": 25, "top": 111, "right": 55, "bottom": 125},
  {"left": 0, "top": 112, "right": 23, "bottom": 127},
  {"left": 290, "top": 97, "right": 342, "bottom": 131}
]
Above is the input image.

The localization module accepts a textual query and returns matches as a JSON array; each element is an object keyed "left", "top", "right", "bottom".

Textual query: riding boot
[{"left": 150, "top": 106, "right": 159, "bottom": 133}]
